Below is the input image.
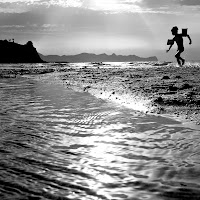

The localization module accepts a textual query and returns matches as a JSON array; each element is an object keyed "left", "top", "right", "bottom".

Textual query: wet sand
[
  {"left": 0, "top": 63, "right": 55, "bottom": 78},
  {"left": 1, "top": 66, "right": 200, "bottom": 200},
  {"left": 59, "top": 62, "right": 200, "bottom": 125}
]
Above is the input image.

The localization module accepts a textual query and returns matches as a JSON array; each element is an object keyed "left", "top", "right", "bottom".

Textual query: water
[{"left": 0, "top": 72, "right": 200, "bottom": 200}]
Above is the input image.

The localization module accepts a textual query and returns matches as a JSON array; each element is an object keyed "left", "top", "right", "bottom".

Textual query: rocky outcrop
[
  {"left": 0, "top": 40, "right": 45, "bottom": 63},
  {"left": 39, "top": 53, "right": 158, "bottom": 63}
]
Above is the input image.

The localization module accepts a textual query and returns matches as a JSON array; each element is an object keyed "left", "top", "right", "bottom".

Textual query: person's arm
[
  {"left": 187, "top": 34, "right": 192, "bottom": 45},
  {"left": 166, "top": 43, "right": 173, "bottom": 53},
  {"left": 166, "top": 38, "right": 174, "bottom": 53}
]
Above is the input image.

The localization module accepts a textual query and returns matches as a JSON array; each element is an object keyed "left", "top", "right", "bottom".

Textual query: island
[
  {"left": 39, "top": 53, "right": 158, "bottom": 63},
  {"left": 0, "top": 40, "right": 45, "bottom": 63}
]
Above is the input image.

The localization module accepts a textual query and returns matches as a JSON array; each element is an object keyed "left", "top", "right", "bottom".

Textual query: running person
[{"left": 166, "top": 26, "right": 192, "bottom": 66}]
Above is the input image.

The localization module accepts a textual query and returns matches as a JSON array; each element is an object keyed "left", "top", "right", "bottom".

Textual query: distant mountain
[
  {"left": 0, "top": 40, "right": 45, "bottom": 63},
  {"left": 39, "top": 53, "right": 158, "bottom": 63}
]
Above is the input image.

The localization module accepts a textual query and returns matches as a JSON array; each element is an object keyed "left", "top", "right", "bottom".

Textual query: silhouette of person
[{"left": 166, "top": 26, "right": 192, "bottom": 66}]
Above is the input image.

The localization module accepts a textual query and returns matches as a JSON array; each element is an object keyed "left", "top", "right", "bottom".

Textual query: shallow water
[{"left": 0, "top": 72, "right": 200, "bottom": 200}]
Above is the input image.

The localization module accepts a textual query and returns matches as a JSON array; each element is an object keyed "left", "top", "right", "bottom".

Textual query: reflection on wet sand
[{"left": 0, "top": 73, "right": 200, "bottom": 199}]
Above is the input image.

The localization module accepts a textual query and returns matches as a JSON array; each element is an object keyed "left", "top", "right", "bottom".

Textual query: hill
[
  {"left": 0, "top": 40, "right": 45, "bottom": 63},
  {"left": 39, "top": 53, "right": 158, "bottom": 63}
]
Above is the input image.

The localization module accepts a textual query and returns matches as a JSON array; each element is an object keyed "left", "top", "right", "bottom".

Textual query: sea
[{"left": 0, "top": 63, "right": 200, "bottom": 200}]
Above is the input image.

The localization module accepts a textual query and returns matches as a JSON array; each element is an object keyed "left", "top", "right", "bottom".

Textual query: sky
[{"left": 0, "top": 0, "right": 200, "bottom": 61}]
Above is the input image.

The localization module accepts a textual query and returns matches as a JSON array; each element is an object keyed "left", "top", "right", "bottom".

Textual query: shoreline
[{"left": 1, "top": 61, "right": 200, "bottom": 126}]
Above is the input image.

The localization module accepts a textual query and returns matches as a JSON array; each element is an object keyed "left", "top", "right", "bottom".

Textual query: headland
[{"left": 0, "top": 40, "right": 45, "bottom": 63}]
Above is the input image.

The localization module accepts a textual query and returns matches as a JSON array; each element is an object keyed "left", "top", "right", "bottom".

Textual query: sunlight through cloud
[{"left": 82, "top": 0, "right": 143, "bottom": 13}]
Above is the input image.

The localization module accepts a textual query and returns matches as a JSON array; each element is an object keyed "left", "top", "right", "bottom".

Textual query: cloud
[
  {"left": 0, "top": 0, "right": 39, "bottom": 2},
  {"left": 179, "top": 0, "right": 200, "bottom": 6},
  {"left": 81, "top": 0, "right": 162, "bottom": 13},
  {"left": 0, "top": 0, "right": 198, "bottom": 15},
  {"left": 33, "top": 0, "right": 82, "bottom": 8},
  {"left": 1, "top": 0, "right": 200, "bottom": 15},
  {"left": 0, "top": 2, "right": 27, "bottom": 13},
  {"left": 0, "top": 0, "right": 82, "bottom": 13},
  {"left": 132, "top": 0, "right": 200, "bottom": 14},
  {"left": 0, "top": 0, "right": 199, "bottom": 32},
  {"left": 0, "top": 24, "right": 24, "bottom": 28},
  {"left": 80, "top": 0, "right": 197, "bottom": 14},
  {"left": 0, "top": 4, "right": 153, "bottom": 37},
  {"left": 0, "top": 5, "right": 104, "bottom": 35},
  {"left": 0, "top": 1, "right": 49, "bottom": 13},
  {"left": 139, "top": 0, "right": 200, "bottom": 8},
  {"left": 0, "top": 0, "right": 154, "bottom": 14}
]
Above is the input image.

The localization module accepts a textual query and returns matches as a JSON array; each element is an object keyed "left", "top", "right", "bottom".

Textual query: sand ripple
[{"left": 0, "top": 71, "right": 200, "bottom": 199}]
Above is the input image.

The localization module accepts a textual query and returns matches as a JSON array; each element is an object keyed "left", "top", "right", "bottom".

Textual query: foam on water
[{"left": 88, "top": 88, "right": 151, "bottom": 113}]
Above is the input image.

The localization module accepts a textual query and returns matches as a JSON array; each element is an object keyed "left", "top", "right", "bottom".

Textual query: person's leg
[
  {"left": 175, "top": 50, "right": 184, "bottom": 66},
  {"left": 180, "top": 52, "right": 185, "bottom": 65},
  {"left": 179, "top": 48, "right": 185, "bottom": 65},
  {"left": 175, "top": 51, "right": 181, "bottom": 65},
  {"left": 181, "top": 57, "right": 185, "bottom": 65},
  {"left": 179, "top": 49, "right": 185, "bottom": 65}
]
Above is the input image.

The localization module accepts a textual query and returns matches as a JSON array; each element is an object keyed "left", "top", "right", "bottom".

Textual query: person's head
[{"left": 171, "top": 26, "right": 178, "bottom": 35}]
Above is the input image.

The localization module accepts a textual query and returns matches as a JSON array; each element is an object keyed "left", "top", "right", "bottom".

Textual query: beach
[
  {"left": 1, "top": 62, "right": 200, "bottom": 199},
  {"left": 58, "top": 61, "right": 200, "bottom": 125},
  {"left": 1, "top": 62, "right": 200, "bottom": 125}
]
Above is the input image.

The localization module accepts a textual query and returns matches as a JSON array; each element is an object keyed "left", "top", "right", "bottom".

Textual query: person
[{"left": 166, "top": 26, "right": 192, "bottom": 66}]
